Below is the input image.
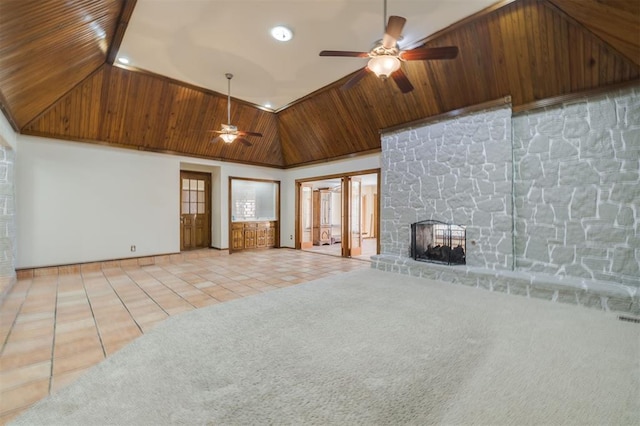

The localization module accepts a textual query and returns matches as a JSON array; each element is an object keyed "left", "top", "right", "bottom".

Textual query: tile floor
[
  {"left": 304, "top": 238, "right": 378, "bottom": 260},
  {"left": 0, "top": 249, "right": 371, "bottom": 424}
]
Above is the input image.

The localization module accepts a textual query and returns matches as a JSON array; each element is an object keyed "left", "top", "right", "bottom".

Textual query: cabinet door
[
  {"left": 267, "top": 227, "right": 276, "bottom": 247},
  {"left": 256, "top": 227, "right": 267, "bottom": 248},
  {"left": 244, "top": 229, "right": 257, "bottom": 248},
  {"left": 321, "top": 227, "right": 331, "bottom": 243},
  {"left": 231, "top": 227, "right": 244, "bottom": 250},
  {"left": 231, "top": 223, "right": 245, "bottom": 250}
]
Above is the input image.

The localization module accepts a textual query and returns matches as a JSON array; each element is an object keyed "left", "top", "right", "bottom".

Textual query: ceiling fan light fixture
[
  {"left": 368, "top": 55, "right": 401, "bottom": 79},
  {"left": 220, "top": 133, "right": 236, "bottom": 143}
]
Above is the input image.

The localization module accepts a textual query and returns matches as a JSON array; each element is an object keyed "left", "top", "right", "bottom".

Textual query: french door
[
  {"left": 180, "top": 171, "right": 211, "bottom": 251},
  {"left": 296, "top": 170, "right": 376, "bottom": 258},
  {"left": 299, "top": 183, "right": 313, "bottom": 249},
  {"left": 342, "top": 176, "right": 362, "bottom": 257}
]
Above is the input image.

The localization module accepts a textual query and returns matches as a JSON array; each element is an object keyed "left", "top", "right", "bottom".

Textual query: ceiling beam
[{"left": 107, "top": 0, "right": 138, "bottom": 65}]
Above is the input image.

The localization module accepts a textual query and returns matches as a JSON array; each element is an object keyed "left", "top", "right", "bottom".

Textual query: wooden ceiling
[{"left": 1, "top": 0, "right": 638, "bottom": 168}]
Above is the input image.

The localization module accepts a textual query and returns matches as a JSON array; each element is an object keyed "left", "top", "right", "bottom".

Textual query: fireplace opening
[{"left": 411, "top": 220, "right": 466, "bottom": 265}]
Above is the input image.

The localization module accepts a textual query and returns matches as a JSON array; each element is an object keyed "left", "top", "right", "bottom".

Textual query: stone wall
[
  {"left": 375, "top": 88, "right": 639, "bottom": 313},
  {"left": 513, "top": 87, "right": 640, "bottom": 286},
  {"left": 380, "top": 105, "right": 513, "bottom": 269},
  {"left": 0, "top": 144, "right": 16, "bottom": 300}
]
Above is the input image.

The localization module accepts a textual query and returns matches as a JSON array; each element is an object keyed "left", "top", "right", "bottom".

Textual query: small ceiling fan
[
  {"left": 319, "top": 0, "right": 459, "bottom": 93},
  {"left": 211, "top": 73, "right": 262, "bottom": 147}
]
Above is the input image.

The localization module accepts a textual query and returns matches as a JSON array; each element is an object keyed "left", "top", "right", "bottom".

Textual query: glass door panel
[
  {"left": 297, "top": 171, "right": 378, "bottom": 259},
  {"left": 349, "top": 177, "right": 362, "bottom": 257},
  {"left": 300, "top": 183, "right": 313, "bottom": 249}
]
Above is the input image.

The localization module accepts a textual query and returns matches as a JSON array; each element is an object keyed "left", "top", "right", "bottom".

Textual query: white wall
[
  {"left": 0, "top": 113, "right": 17, "bottom": 299},
  {"left": 14, "top": 133, "right": 378, "bottom": 267},
  {"left": 17, "top": 136, "right": 180, "bottom": 268}
]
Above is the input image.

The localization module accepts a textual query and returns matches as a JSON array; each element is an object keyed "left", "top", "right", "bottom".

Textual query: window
[
  {"left": 181, "top": 178, "right": 205, "bottom": 214},
  {"left": 230, "top": 178, "right": 279, "bottom": 222}
]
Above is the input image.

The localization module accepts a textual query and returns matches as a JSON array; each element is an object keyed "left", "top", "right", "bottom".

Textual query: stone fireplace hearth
[{"left": 372, "top": 88, "right": 640, "bottom": 315}]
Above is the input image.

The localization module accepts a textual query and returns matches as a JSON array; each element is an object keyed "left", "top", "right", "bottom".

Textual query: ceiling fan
[
  {"left": 319, "top": 1, "right": 459, "bottom": 93},
  {"left": 211, "top": 73, "right": 262, "bottom": 147}
]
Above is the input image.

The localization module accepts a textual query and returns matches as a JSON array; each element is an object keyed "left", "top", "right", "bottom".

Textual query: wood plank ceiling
[{"left": 1, "top": 0, "right": 638, "bottom": 168}]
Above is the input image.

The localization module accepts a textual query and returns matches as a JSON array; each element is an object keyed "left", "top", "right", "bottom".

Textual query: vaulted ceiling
[{"left": 1, "top": 0, "right": 638, "bottom": 168}]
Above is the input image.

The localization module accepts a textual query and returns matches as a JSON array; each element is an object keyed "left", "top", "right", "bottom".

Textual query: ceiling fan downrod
[
  {"left": 383, "top": 0, "right": 387, "bottom": 33},
  {"left": 225, "top": 73, "right": 233, "bottom": 125}
]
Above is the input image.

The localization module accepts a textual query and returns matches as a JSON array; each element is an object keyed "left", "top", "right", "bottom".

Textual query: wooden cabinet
[
  {"left": 231, "top": 223, "right": 245, "bottom": 250},
  {"left": 313, "top": 189, "right": 332, "bottom": 245},
  {"left": 231, "top": 221, "right": 278, "bottom": 252},
  {"left": 267, "top": 227, "right": 276, "bottom": 247},
  {"left": 244, "top": 223, "right": 257, "bottom": 248},
  {"left": 256, "top": 226, "right": 267, "bottom": 248}
]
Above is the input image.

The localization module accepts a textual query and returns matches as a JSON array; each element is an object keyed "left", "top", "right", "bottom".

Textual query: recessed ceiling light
[
  {"left": 117, "top": 57, "right": 130, "bottom": 65},
  {"left": 265, "top": 103, "right": 272, "bottom": 108},
  {"left": 270, "top": 26, "right": 293, "bottom": 42}
]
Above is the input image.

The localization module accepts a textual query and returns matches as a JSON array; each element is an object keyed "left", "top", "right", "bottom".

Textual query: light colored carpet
[{"left": 12, "top": 268, "right": 640, "bottom": 425}]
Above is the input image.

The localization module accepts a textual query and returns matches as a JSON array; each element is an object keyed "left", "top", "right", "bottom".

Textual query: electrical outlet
[
  {"left": 290, "top": 235, "right": 293, "bottom": 240},
  {"left": 130, "top": 245, "right": 136, "bottom": 252}
]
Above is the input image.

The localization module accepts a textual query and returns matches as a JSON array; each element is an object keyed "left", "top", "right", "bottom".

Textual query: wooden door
[
  {"left": 342, "top": 176, "right": 362, "bottom": 257},
  {"left": 180, "top": 171, "right": 211, "bottom": 251}
]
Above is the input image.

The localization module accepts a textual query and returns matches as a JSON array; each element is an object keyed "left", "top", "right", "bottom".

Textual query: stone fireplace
[{"left": 372, "top": 88, "right": 640, "bottom": 315}]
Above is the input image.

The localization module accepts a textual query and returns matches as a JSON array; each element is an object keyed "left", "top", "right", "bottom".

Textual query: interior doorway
[
  {"left": 180, "top": 171, "right": 211, "bottom": 251},
  {"left": 296, "top": 170, "right": 379, "bottom": 260}
]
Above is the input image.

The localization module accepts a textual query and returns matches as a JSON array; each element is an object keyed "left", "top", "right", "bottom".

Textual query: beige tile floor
[
  {"left": 0, "top": 249, "right": 370, "bottom": 424},
  {"left": 304, "top": 238, "right": 378, "bottom": 260}
]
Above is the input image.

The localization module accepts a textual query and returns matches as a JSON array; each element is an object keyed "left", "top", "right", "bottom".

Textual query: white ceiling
[{"left": 117, "top": 0, "right": 497, "bottom": 111}]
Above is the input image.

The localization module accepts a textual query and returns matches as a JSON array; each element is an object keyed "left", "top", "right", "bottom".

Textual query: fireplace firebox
[{"left": 411, "top": 220, "right": 466, "bottom": 265}]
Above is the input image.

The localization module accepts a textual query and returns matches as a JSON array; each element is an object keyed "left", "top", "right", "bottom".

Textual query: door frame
[{"left": 295, "top": 168, "right": 380, "bottom": 257}]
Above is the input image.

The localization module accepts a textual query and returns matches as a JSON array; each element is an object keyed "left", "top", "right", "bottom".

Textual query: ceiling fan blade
[
  {"left": 400, "top": 46, "right": 459, "bottom": 61},
  {"left": 319, "top": 50, "right": 370, "bottom": 58},
  {"left": 237, "top": 138, "right": 252, "bottom": 147},
  {"left": 341, "top": 67, "right": 370, "bottom": 91},
  {"left": 211, "top": 136, "right": 223, "bottom": 143},
  {"left": 237, "top": 130, "right": 263, "bottom": 137},
  {"left": 382, "top": 15, "right": 406, "bottom": 49},
  {"left": 391, "top": 68, "right": 414, "bottom": 93},
  {"left": 212, "top": 130, "right": 224, "bottom": 134}
]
